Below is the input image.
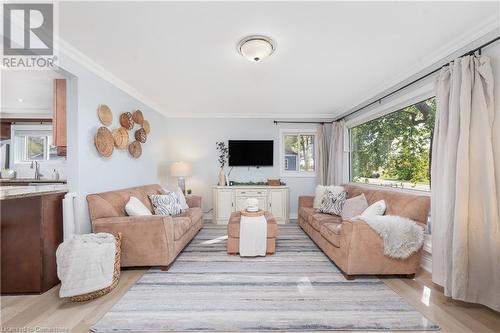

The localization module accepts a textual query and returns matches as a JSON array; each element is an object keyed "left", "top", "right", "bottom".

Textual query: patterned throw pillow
[
  {"left": 319, "top": 190, "right": 347, "bottom": 216},
  {"left": 149, "top": 192, "right": 183, "bottom": 216}
]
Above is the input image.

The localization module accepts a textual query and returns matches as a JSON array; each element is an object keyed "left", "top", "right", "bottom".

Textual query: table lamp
[{"left": 170, "top": 161, "right": 192, "bottom": 195}]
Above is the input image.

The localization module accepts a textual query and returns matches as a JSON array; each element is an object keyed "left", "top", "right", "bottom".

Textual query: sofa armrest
[
  {"left": 186, "top": 195, "right": 202, "bottom": 208},
  {"left": 298, "top": 196, "right": 314, "bottom": 208},
  {"left": 92, "top": 215, "right": 175, "bottom": 266}
]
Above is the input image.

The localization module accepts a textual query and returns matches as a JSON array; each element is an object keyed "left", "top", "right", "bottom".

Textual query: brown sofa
[
  {"left": 298, "top": 184, "right": 430, "bottom": 279},
  {"left": 87, "top": 184, "right": 203, "bottom": 269}
]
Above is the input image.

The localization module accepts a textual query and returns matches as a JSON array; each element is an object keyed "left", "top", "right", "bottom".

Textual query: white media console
[{"left": 212, "top": 185, "right": 290, "bottom": 224}]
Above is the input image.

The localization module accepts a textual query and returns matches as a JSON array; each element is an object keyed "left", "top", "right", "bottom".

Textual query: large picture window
[{"left": 350, "top": 97, "right": 436, "bottom": 191}]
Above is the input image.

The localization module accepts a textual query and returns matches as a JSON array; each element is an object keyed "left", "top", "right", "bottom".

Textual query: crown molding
[
  {"left": 337, "top": 15, "right": 500, "bottom": 118},
  {"left": 161, "top": 112, "right": 335, "bottom": 119},
  {"left": 57, "top": 37, "right": 165, "bottom": 115}
]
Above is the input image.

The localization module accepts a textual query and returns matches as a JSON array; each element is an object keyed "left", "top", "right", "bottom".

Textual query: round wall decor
[
  {"left": 112, "top": 127, "right": 129, "bottom": 149},
  {"left": 142, "top": 120, "right": 151, "bottom": 134},
  {"left": 94, "top": 127, "right": 114, "bottom": 157},
  {"left": 132, "top": 110, "right": 144, "bottom": 125},
  {"left": 135, "top": 128, "right": 147, "bottom": 143},
  {"left": 97, "top": 105, "right": 113, "bottom": 126},
  {"left": 119, "top": 112, "right": 134, "bottom": 130},
  {"left": 128, "top": 140, "right": 142, "bottom": 158}
]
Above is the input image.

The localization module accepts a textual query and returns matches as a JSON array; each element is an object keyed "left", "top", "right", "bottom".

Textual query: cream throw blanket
[
  {"left": 56, "top": 233, "right": 116, "bottom": 298},
  {"left": 358, "top": 215, "right": 424, "bottom": 259},
  {"left": 239, "top": 215, "right": 267, "bottom": 257}
]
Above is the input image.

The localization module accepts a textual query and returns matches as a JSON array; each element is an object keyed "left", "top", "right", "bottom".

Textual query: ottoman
[{"left": 227, "top": 211, "right": 278, "bottom": 255}]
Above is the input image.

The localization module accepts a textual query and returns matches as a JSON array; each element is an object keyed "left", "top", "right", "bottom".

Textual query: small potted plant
[{"left": 216, "top": 141, "right": 228, "bottom": 186}]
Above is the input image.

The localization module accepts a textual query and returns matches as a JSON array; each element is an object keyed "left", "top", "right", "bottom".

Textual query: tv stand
[{"left": 212, "top": 185, "right": 289, "bottom": 224}]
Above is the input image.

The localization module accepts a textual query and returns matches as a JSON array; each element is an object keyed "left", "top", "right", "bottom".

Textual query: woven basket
[{"left": 70, "top": 233, "right": 122, "bottom": 302}]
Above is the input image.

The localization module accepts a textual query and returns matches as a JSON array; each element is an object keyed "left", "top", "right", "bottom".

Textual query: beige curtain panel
[
  {"left": 431, "top": 55, "right": 500, "bottom": 311},
  {"left": 327, "top": 120, "right": 348, "bottom": 185},
  {"left": 316, "top": 124, "right": 328, "bottom": 185}
]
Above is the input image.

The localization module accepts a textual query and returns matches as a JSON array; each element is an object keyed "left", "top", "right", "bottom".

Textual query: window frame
[
  {"left": 279, "top": 129, "right": 318, "bottom": 178},
  {"left": 346, "top": 87, "right": 436, "bottom": 193},
  {"left": 11, "top": 124, "right": 64, "bottom": 165}
]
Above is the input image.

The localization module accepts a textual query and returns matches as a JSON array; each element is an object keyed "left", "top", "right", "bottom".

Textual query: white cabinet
[{"left": 212, "top": 186, "right": 289, "bottom": 224}]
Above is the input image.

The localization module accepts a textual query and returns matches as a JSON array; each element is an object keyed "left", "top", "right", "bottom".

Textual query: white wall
[
  {"left": 162, "top": 118, "right": 325, "bottom": 219},
  {"left": 59, "top": 56, "right": 171, "bottom": 233}
]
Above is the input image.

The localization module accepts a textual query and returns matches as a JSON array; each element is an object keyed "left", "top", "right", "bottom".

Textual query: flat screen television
[{"left": 228, "top": 140, "right": 273, "bottom": 167}]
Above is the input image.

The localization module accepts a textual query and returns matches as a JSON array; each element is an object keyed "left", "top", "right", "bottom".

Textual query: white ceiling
[
  {"left": 59, "top": 1, "right": 500, "bottom": 118},
  {"left": 1, "top": 70, "right": 64, "bottom": 118}
]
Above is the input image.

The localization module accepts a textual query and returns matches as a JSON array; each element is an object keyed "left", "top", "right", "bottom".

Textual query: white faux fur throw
[
  {"left": 56, "top": 233, "right": 116, "bottom": 298},
  {"left": 358, "top": 215, "right": 424, "bottom": 259}
]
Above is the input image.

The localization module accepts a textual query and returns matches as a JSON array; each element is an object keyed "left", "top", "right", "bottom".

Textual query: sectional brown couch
[
  {"left": 298, "top": 184, "right": 430, "bottom": 279},
  {"left": 87, "top": 184, "right": 203, "bottom": 270}
]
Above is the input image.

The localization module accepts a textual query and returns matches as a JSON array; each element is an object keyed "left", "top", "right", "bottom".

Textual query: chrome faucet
[{"left": 30, "top": 161, "right": 43, "bottom": 180}]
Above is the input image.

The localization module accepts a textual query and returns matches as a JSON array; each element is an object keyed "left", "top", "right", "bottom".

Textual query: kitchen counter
[
  {"left": 0, "top": 184, "right": 68, "bottom": 200},
  {"left": 0, "top": 178, "right": 67, "bottom": 184}
]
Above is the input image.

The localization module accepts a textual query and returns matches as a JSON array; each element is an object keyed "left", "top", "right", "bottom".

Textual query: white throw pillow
[
  {"left": 149, "top": 192, "right": 183, "bottom": 216},
  {"left": 341, "top": 194, "right": 369, "bottom": 220},
  {"left": 360, "top": 200, "right": 386, "bottom": 217},
  {"left": 125, "top": 196, "right": 152, "bottom": 216},
  {"left": 313, "top": 185, "right": 344, "bottom": 209},
  {"left": 176, "top": 188, "right": 189, "bottom": 209}
]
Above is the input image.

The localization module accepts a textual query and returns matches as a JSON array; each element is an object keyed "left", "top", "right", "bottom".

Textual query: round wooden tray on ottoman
[{"left": 70, "top": 233, "right": 122, "bottom": 302}]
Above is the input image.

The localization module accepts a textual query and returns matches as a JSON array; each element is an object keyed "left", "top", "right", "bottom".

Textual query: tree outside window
[{"left": 351, "top": 97, "right": 436, "bottom": 191}]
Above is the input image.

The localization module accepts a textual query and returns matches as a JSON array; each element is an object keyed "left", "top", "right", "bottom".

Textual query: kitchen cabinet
[{"left": 53, "top": 79, "right": 66, "bottom": 153}]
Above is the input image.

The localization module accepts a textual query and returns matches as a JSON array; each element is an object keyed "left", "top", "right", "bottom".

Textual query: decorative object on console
[
  {"left": 119, "top": 112, "right": 134, "bottom": 130},
  {"left": 128, "top": 141, "right": 142, "bottom": 158},
  {"left": 94, "top": 127, "right": 114, "bottom": 157},
  {"left": 170, "top": 161, "right": 192, "bottom": 195},
  {"left": 267, "top": 178, "right": 281, "bottom": 186},
  {"left": 134, "top": 128, "right": 147, "bottom": 143},
  {"left": 111, "top": 127, "right": 129, "bottom": 149},
  {"left": 97, "top": 104, "right": 113, "bottom": 126},
  {"left": 216, "top": 141, "right": 228, "bottom": 186},
  {"left": 132, "top": 109, "right": 144, "bottom": 125}
]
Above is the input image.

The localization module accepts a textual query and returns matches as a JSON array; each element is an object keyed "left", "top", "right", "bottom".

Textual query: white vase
[{"left": 218, "top": 168, "right": 226, "bottom": 186}]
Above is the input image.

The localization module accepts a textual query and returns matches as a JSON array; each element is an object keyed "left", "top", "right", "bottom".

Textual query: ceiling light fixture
[{"left": 238, "top": 35, "right": 275, "bottom": 62}]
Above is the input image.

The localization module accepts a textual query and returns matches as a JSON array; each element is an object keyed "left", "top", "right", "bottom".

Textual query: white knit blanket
[
  {"left": 358, "top": 215, "right": 425, "bottom": 259},
  {"left": 56, "top": 233, "right": 116, "bottom": 298},
  {"left": 239, "top": 215, "right": 267, "bottom": 257}
]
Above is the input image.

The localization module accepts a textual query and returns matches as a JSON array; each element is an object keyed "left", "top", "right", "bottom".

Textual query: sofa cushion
[
  {"left": 321, "top": 222, "right": 342, "bottom": 248},
  {"left": 178, "top": 207, "right": 203, "bottom": 224},
  {"left": 299, "top": 207, "right": 316, "bottom": 221},
  {"left": 341, "top": 194, "right": 368, "bottom": 220},
  {"left": 172, "top": 217, "right": 193, "bottom": 240},
  {"left": 309, "top": 213, "right": 342, "bottom": 231}
]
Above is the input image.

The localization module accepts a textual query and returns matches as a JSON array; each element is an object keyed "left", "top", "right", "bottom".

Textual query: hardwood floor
[{"left": 1, "top": 269, "right": 499, "bottom": 333}]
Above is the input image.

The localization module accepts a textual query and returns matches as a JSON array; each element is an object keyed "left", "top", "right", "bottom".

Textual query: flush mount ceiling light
[{"left": 238, "top": 35, "right": 275, "bottom": 62}]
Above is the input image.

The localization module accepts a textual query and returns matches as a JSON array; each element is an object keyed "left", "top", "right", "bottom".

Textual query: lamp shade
[{"left": 170, "top": 161, "right": 192, "bottom": 177}]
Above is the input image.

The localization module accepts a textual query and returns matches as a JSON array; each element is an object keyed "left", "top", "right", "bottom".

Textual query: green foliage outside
[
  {"left": 351, "top": 97, "right": 436, "bottom": 188},
  {"left": 284, "top": 134, "right": 315, "bottom": 172}
]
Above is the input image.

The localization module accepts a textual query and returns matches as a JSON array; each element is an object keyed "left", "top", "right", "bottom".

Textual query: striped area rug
[{"left": 91, "top": 224, "right": 439, "bottom": 332}]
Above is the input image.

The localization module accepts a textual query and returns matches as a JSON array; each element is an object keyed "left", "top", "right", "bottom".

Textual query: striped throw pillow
[
  {"left": 149, "top": 192, "right": 183, "bottom": 216},
  {"left": 319, "top": 190, "right": 347, "bottom": 216}
]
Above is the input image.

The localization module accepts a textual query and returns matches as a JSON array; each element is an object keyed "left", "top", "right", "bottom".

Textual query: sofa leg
[
  {"left": 405, "top": 273, "right": 415, "bottom": 279},
  {"left": 342, "top": 272, "right": 355, "bottom": 280},
  {"left": 160, "top": 265, "right": 170, "bottom": 271}
]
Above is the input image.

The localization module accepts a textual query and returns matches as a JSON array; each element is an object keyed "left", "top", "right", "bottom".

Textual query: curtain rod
[
  {"left": 332, "top": 35, "right": 500, "bottom": 122},
  {"left": 273, "top": 120, "right": 329, "bottom": 125}
]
